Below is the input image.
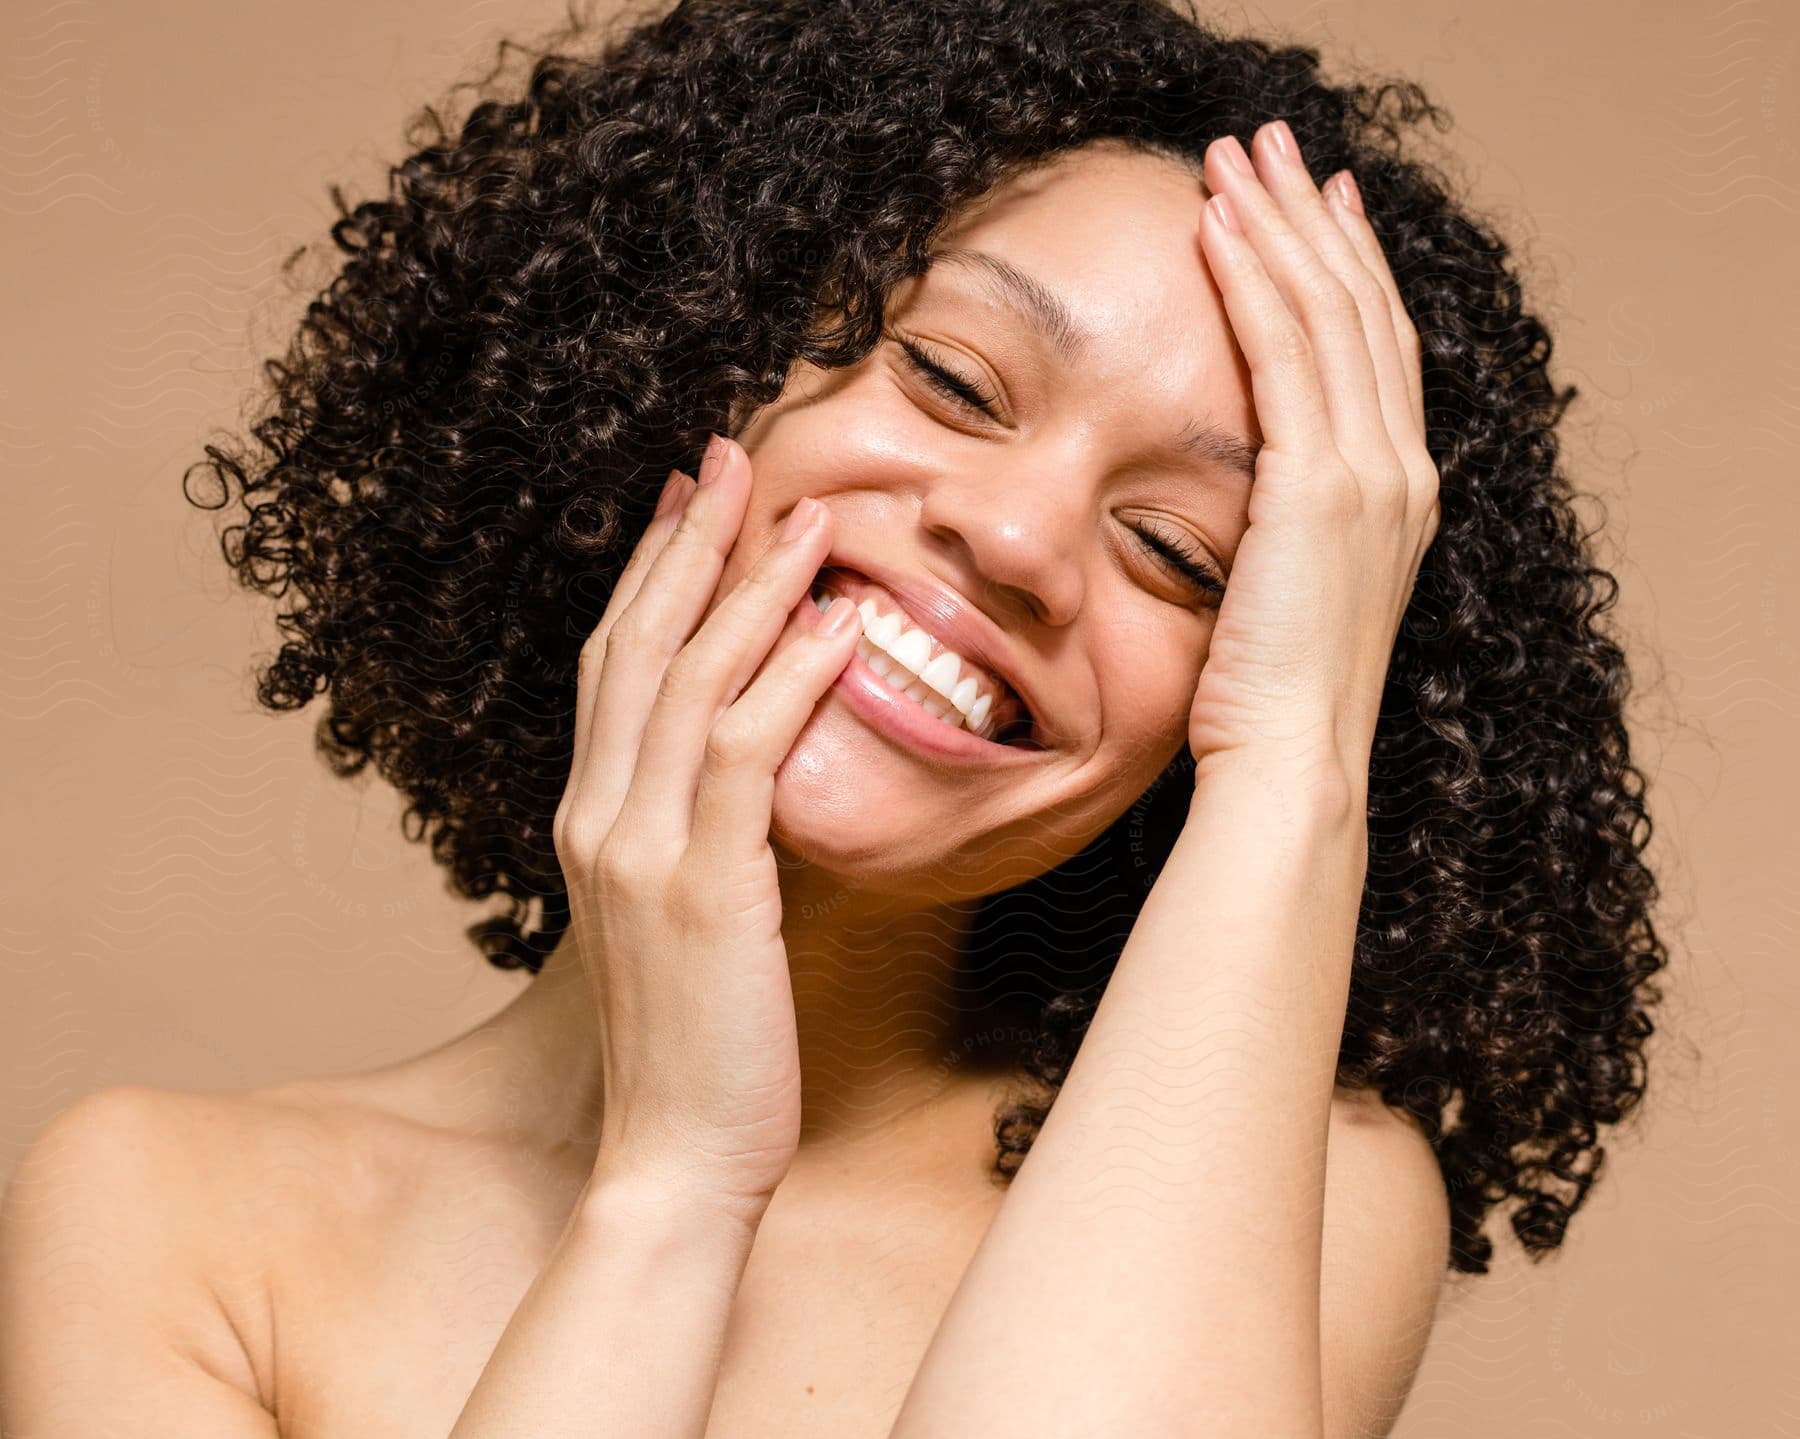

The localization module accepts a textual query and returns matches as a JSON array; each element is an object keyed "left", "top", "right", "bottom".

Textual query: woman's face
[{"left": 726, "top": 139, "right": 1259, "bottom": 904}]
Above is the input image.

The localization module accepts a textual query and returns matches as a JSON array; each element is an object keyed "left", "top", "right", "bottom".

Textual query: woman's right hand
[{"left": 552, "top": 434, "right": 861, "bottom": 1216}]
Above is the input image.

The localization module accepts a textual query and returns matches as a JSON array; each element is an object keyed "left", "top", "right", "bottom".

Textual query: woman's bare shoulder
[
  {"left": 0, "top": 1084, "right": 298, "bottom": 1423},
  {"left": 7, "top": 1080, "right": 420, "bottom": 1269},
  {"left": 0, "top": 1076, "right": 490, "bottom": 1427}
]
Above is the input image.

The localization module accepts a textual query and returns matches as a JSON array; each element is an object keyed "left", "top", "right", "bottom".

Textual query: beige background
[{"left": 2, "top": 0, "right": 1794, "bottom": 1431}]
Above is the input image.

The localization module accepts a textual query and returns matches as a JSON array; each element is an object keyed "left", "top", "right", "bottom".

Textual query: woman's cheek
[{"left": 1101, "top": 612, "right": 1197, "bottom": 725}]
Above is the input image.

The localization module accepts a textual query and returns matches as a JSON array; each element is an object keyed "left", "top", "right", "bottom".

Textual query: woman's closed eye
[
  {"left": 899, "top": 336, "right": 1002, "bottom": 416},
  {"left": 898, "top": 337, "right": 1227, "bottom": 607},
  {"left": 1129, "top": 514, "right": 1227, "bottom": 605}
]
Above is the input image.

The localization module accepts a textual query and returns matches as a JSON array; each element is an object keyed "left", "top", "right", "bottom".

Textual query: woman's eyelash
[
  {"left": 899, "top": 339, "right": 1000, "bottom": 416},
  {"left": 899, "top": 337, "right": 1224, "bottom": 605},
  {"left": 1131, "top": 515, "right": 1228, "bottom": 603}
]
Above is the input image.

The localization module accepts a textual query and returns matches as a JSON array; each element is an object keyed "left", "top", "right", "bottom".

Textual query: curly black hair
[{"left": 184, "top": 0, "right": 1669, "bottom": 1276}]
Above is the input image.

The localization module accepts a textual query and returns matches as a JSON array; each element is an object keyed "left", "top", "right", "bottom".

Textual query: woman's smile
[
  {"left": 823, "top": 637, "right": 1048, "bottom": 764},
  {"left": 807, "top": 562, "right": 1042, "bottom": 747}
]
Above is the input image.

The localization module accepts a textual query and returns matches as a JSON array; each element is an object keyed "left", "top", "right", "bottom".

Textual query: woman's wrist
[
  {"left": 575, "top": 1155, "right": 772, "bottom": 1251},
  {"left": 1190, "top": 735, "right": 1370, "bottom": 837}
]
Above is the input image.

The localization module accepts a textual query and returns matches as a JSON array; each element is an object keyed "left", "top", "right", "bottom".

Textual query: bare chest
[{"left": 264, "top": 1174, "right": 998, "bottom": 1439}]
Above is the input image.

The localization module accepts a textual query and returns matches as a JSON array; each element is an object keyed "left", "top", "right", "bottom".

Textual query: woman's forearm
[
  {"left": 449, "top": 1166, "right": 760, "bottom": 1438},
  {"left": 887, "top": 752, "right": 1368, "bottom": 1439}
]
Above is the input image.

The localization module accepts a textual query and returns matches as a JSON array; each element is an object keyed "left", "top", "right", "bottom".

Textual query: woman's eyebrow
[
  {"left": 1168, "top": 417, "right": 1260, "bottom": 484},
  {"left": 930, "top": 246, "right": 1261, "bottom": 484},
  {"left": 933, "top": 247, "right": 1088, "bottom": 364}
]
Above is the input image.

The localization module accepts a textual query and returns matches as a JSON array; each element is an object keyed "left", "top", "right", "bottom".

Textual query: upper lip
[{"left": 814, "top": 552, "right": 1048, "bottom": 745}]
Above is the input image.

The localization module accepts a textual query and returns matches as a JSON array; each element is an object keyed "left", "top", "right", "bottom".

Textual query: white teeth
[
  {"left": 816, "top": 581, "right": 1016, "bottom": 742},
  {"left": 854, "top": 635, "right": 895, "bottom": 678},
  {"left": 890, "top": 627, "right": 932, "bottom": 675},
  {"left": 918, "top": 650, "right": 961, "bottom": 699}
]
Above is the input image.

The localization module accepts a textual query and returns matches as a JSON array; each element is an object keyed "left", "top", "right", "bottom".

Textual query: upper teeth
[{"left": 811, "top": 589, "right": 1004, "bottom": 740}]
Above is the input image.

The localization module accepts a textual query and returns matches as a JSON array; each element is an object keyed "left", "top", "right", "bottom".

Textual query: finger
[
  {"left": 569, "top": 466, "right": 696, "bottom": 782},
  {"left": 568, "top": 437, "right": 752, "bottom": 832},
  {"left": 603, "top": 467, "right": 702, "bottom": 633},
  {"left": 1195, "top": 163, "right": 1335, "bottom": 460},
  {"left": 1248, "top": 121, "right": 1420, "bottom": 461},
  {"left": 1321, "top": 171, "right": 1426, "bottom": 440},
  {"left": 1204, "top": 132, "right": 1391, "bottom": 474},
  {"left": 616, "top": 494, "right": 836, "bottom": 843},
  {"left": 689, "top": 590, "right": 861, "bottom": 864}
]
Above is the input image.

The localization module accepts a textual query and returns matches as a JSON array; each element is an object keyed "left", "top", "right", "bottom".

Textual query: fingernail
[
  {"left": 780, "top": 496, "right": 821, "bottom": 541},
  {"left": 1336, "top": 171, "right": 1364, "bottom": 214},
  {"left": 820, "top": 595, "right": 858, "bottom": 636},
  {"left": 1270, "top": 120, "right": 1298, "bottom": 162},
  {"left": 654, "top": 467, "right": 686, "bottom": 515},
  {"left": 1220, "top": 135, "right": 1254, "bottom": 176},
  {"left": 1208, "top": 192, "right": 1240, "bottom": 234},
  {"left": 698, "top": 433, "right": 727, "bottom": 485}
]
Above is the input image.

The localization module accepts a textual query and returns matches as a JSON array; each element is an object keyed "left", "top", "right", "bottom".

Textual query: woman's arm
[
  {"left": 448, "top": 1165, "right": 763, "bottom": 1438},
  {"left": 889, "top": 121, "right": 1448, "bottom": 1439},
  {"left": 885, "top": 756, "right": 1369, "bottom": 1439},
  {"left": 447, "top": 437, "right": 869, "bottom": 1436}
]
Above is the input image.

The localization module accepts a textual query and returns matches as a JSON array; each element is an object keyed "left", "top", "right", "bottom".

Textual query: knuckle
[
  {"left": 1400, "top": 445, "right": 1441, "bottom": 498},
  {"left": 656, "top": 650, "right": 697, "bottom": 706},
  {"left": 703, "top": 714, "right": 759, "bottom": 770},
  {"left": 578, "top": 629, "right": 611, "bottom": 682},
  {"left": 752, "top": 544, "right": 799, "bottom": 588},
  {"left": 606, "top": 609, "right": 657, "bottom": 660},
  {"left": 1410, "top": 480, "right": 1443, "bottom": 531},
  {"left": 1267, "top": 321, "right": 1313, "bottom": 372},
  {"left": 668, "top": 498, "right": 724, "bottom": 559},
  {"left": 1396, "top": 435, "right": 1437, "bottom": 474},
  {"left": 668, "top": 497, "right": 706, "bottom": 544},
  {"left": 655, "top": 644, "right": 709, "bottom": 705},
  {"left": 593, "top": 830, "right": 663, "bottom": 888},
  {"left": 1340, "top": 271, "right": 1389, "bottom": 324},
  {"left": 1366, "top": 473, "right": 1411, "bottom": 514},
  {"left": 1360, "top": 446, "right": 1409, "bottom": 489},
  {"left": 1304, "top": 462, "right": 1362, "bottom": 518},
  {"left": 1299, "top": 268, "right": 1359, "bottom": 325},
  {"left": 553, "top": 805, "right": 605, "bottom": 867}
]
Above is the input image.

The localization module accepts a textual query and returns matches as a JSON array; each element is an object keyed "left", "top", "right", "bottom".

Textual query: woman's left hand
[{"left": 1186, "top": 120, "right": 1440, "bottom": 798}]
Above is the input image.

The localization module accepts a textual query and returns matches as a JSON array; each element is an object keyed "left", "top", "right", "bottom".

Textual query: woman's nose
[{"left": 917, "top": 468, "right": 1087, "bottom": 628}]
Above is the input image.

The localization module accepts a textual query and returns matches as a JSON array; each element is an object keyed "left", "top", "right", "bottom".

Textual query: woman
[{"left": 0, "top": 0, "right": 1666, "bottom": 1434}]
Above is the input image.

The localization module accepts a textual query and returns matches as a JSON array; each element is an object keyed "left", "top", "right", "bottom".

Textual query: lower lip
[{"left": 827, "top": 645, "right": 1042, "bottom": 765}]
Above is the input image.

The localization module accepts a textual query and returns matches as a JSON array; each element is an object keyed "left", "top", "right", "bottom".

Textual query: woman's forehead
[{"left": 908, "top": 146, "right": 1248, "bottom": 424}]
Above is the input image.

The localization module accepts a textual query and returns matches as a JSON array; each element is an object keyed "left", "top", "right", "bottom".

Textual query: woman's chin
[
  {"left": 767, "top": 702, "right": 960, "bottom": 882},
  {"left": 767, "top": 708, "right": 1054, "bottom": 910}
]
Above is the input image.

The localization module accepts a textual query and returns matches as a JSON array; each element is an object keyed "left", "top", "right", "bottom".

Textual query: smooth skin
[{"left": 0, "top": 122, "right": 1448, "bottom": 1439}]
